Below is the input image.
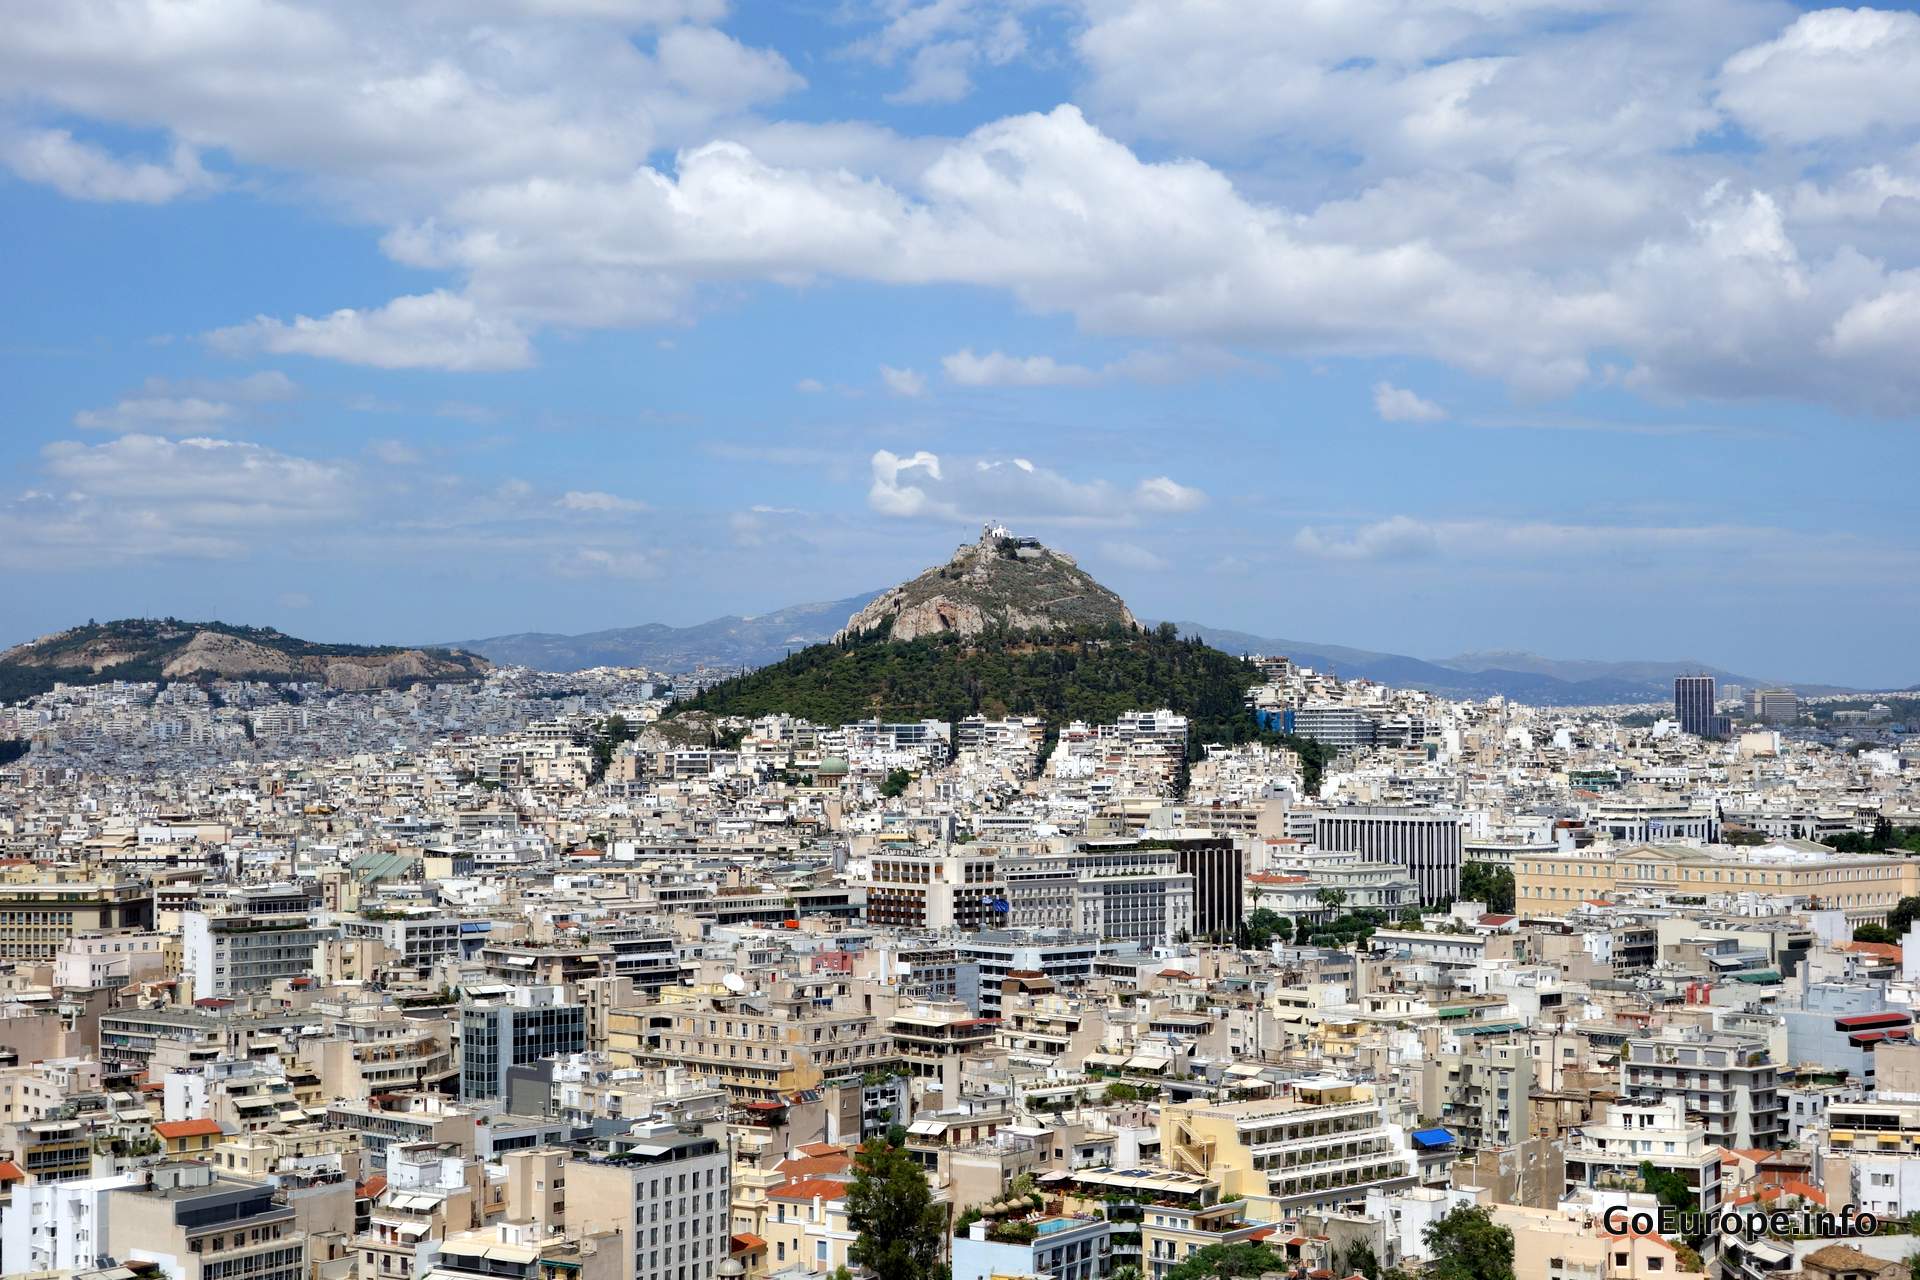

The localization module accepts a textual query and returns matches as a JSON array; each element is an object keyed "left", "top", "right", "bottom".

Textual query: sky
[{"left": 4, "top": 1, "right": 1920, "bottom": 688}]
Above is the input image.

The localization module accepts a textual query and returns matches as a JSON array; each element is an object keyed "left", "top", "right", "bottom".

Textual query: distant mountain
[
  {"left": 837, "top": 527, "right": 1137, "bottom": 642},
  {"left": 1157, "top": 622, "right": 1858, "bottom": 704},
  {"left": 456, "top": 584, "right": 1872, "bottom": 706},
  {"left": 0, "top": 619, "right": 488, "bottom": 701},
  {"left": 452, "top": 593, "right": 878, "bottom": 673}
]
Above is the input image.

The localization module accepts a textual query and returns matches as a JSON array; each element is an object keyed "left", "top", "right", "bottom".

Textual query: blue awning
[{"left": 1411, "top": 1128, "right": 1456, "bottom": 1149}]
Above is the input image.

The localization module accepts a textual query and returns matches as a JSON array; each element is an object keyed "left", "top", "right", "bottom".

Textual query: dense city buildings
[{"left": 2, "top": 579, "right": 1919, "bottom": 1280}]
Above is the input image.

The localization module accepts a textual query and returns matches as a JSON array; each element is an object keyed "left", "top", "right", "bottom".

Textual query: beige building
[
  {"left": 608, "top": 984, "right": 899, "bottom": 1104},
  {"left": 0, "top": 869, "right": 152, "bottom": 961},
  {"left": 104, "top": 1162, "right": 306, "bottom": 1280},
  {"left": 1160, "top": 1081, "right": 1422, "bottom": 1211},
  {"left": 1514, "top": 844, "right": 1920, "bottom": 922},
  {"left": 1492, "top": 1202, "right": 1704, "bottom": 1280}
]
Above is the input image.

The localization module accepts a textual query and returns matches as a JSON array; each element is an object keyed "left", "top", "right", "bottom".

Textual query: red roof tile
[{"left": 155, "top": 1118, "right": 223, "bottom": 1139}]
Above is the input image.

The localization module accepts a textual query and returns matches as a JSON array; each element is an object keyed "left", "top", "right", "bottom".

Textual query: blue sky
[{"left": 5, "top": 1, "right": 1920, "bottom": 687}]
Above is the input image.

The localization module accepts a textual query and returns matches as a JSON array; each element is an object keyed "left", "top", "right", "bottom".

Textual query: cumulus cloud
[
  {"left": 867, "top": 449, "right": 1206, "bottom": 524},
  {"left": 1, "top": 128, "right": 215, "bottom": 203},
  {"left": 1719, "top": 9, "right": 1920, "bottom": 143},
  {"left": 557, "top": 489, "right": 650, "bottom": 513},
  {"left": 1373, "top": 381, "right": 1447, "bottom": 422},
  {"left": 1134, "top": 476, "right": 1207, "bottom": 513},
  {"left": 10, "top": 2, "right": 1920, "bottom": 409},
  {"left": 208, "top": 291, "right": 534, "bottom": 372},
  {"left": 879, "top": 365, "right": 926, "bottom": 397}
]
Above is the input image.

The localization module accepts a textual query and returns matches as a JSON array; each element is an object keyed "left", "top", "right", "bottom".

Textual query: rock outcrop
[{"left": 836, "top": 525, "right": 1138, "bottom": 642}]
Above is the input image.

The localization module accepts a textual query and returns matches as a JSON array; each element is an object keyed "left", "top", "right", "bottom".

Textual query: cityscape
[{"left": 5, "top": 9, "right": 1920, "bottom": 1280}]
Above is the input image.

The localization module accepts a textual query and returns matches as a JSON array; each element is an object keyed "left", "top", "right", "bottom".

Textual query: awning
[
  {"left": 1411, "top": 1128, "right": 1456, "bottom": 1149},
  {"left": 1083, "top": 1052, "right": 1129, "bottom": 1068},
  {"left": 1124, "top": 1056, "right": 1171, "bottom": 1072},
  {"left": 1732, "top": 970, "right": 1782, "bottom": 984}
]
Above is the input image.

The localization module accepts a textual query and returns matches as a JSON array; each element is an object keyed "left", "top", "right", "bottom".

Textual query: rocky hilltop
[
  {"left": 836, "top": 526, "right": 1139, "bottom": 642},
  {"left": 0, "top": 619, "right": 489, "bottom": 701}
]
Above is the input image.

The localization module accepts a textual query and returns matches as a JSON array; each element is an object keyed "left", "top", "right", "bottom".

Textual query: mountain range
[
  {"left": 1149, "top": 622, "right": 1851, "bottom": 705},
  {"left": 453, "top": 598, "right": 1859, "bottom": 705}
]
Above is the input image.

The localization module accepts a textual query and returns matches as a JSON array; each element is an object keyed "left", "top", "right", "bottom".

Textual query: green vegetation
[
  {"left": 847, "top": 1138, "right": 948, "bottom": 1280},
  {"left": 0, "top": 739, "right": 27, "bottom": 767},
  {"left": 586, "top": 714, "right": 639, "bottom": 784},
  {"left": 1102, "top": 1082, "right": 1145, "bottom": 1103},
  {"left": 1422, "top": 1204, "right": 1514, "bottom": 1280},
  {"left": 1162, "top": 1242, "right": 1281, "bottom": 1280},
  {"left": 881, "top": 768, "right": 912, "bottom": 798},
  {"left": 1240, "top": 908, "right": 1288, "bottom": 949},
  {"left": 1343, "top": 1241, "right": 1380, "bottom": 1280},
  {"left": 1826, "top": 817, "right": 1920, "bottom": 856},
  {"left": 681, "top": 624, "right": 1328, "bottom": 792},
  {"left": 1458, "top": 862, "right": 1516, "bottom": 913},
  {"left": 1638, "top": 1160, "right": 1705, "bottom": 1249},
  {"left": 1297, "top": 908, "right": 1389, "bottom": 948},
  {"left": 1854, "top": 923, "right": 1898, "bottom": 945}
]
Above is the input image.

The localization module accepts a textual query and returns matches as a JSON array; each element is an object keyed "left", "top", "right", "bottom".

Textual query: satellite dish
[{"left": 722, "top": 973, "right": 747, "bottom": 993}]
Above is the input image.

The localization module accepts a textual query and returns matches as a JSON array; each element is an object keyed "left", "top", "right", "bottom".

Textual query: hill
[
  {"left": 0, "top": 619, "right": 489, "bottom": 702},
  {"left": 836, "top": 526, "right": 1136, "bottom": 642},
  {"left": 451, "top": 593, "right": 876, "bottom": 673}
]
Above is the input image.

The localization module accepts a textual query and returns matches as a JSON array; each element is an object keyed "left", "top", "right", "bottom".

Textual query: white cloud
[
  {"left": 942, "top": 348, "right": 1099, "bottom": 387},
  {"left": 557, "top": 489, "right": 649, "bottom": 513},
  {"left": 550, "top": 546, "right": 663, "bottom": 579},
  {"left": 1289, "top": 515, "right": 1813, "bottom": 566},
  {"left": 943, "top": 346, "right": 1250, "bottom": 388},
  {"left": 1293, "top": 516, "right": 1439, "bottom": 562},
  {"left": 1134, "top": 476, "right": 1207, "bottom": 513},
  {"left": 41, "top": 435, "right": 350, "bottom": 519},
  {"left": 879, "top": 365, "right": 926, "bottom": 397},
  {"left": 11, "top": 2, "right": 1920, "bottom": 410},
  {"left": 795, "top": 377, "right": 827, "bottom": 393},
  {"left": 1372, "top": 381, "right": 1447, "bottom": 422},
  {"left": 867, "top": 449, "right": 1206, "bottom": 524},
  {"left": 1100, "top": 540, "right": 1171, "bottom": 572},
  {"left": 0, "top": 433, "right": 356, "bottom": 568},
  {"left": 1, "top": 128, "right": 214, "bottom": 203},
  {"left": 209, "top": 291, "right": 533, "bottom": 372},
  {"left": 1720, "top": 9, "right": 1920, "bottom": 143},
  {"left": 72, "top": 371, "right": 298, "bottom": 432}
]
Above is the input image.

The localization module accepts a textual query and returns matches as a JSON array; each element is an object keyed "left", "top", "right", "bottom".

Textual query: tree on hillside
[
  {"left": 846, "top": 1138, "right": 948, "bottom": 1280},
  {"left": 1422, "top": 1204, "right": 1513, "bottom": 1280}
]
